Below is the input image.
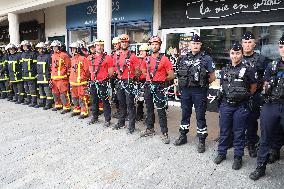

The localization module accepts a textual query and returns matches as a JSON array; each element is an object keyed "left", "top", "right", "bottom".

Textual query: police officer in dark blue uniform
[
  {"left": 7, "top": 43, "right": 25, "bottom": 104},
  {"left": 21, "top": 40, "right": 38, "bottom": 107},
  {"left": 214, "top": 42, "right": 257, "bottom": 170},
  {"left": 241, "top": 31, "right": 269, "bottom": 157},
  {"left": 173, "top": 34, "right": 216, "bottom": 153},
  {"left": 249, "top": 35, "right": 284, "bottom": 180}
]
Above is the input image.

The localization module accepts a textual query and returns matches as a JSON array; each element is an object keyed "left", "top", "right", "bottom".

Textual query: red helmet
[{"left": 149, "top": 36, "right": 162, "bottom": 44}]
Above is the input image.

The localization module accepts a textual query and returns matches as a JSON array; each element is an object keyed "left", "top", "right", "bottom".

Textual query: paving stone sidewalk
[{"left": 0, "top": 100, "right": 283, "bottom": 189}]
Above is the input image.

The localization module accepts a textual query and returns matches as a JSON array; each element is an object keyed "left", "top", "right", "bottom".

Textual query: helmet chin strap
[{"left": 152, "top": 47, "right": 160, "bottom": 54}]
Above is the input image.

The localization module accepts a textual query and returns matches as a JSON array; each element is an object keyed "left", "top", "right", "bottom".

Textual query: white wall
[
  {"left": 0, "top": 0, "right": 75, "bottom": 16},
  {"left": 44, "top": 4, "right": 67, "bottom": 42}
]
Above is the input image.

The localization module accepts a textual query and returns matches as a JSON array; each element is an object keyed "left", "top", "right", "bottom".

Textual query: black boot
[
  {"left": 214, "top": 154, "right": 226, "bottom": 164},
  {"left": 268, "top": 149, "right": 280, "bottom": 164},
  {"left": 34, "top": 104, "right": 43, "bottom": 108},
  {"left": 60, "top": 109, "right": 71, "bottom": 114},
  {"left": 78, "top": 114, "right": 88, "bottom": 119},
  {"left": 11, "top": 99, "right": 17, "bottom": 102},
  {"left": 197, "top": 138, "right": 206, "bottom": 153},
  {"left": 52, "top": 107, "right": 58, "bottom": 111},
  {"left": 249, "top": 164, "right": 266, "bottom": 181},
  {"left": 43, "top": 100, "right": 53, "bottom": 110},
  {"left": 104, "top": 121, "right": 111, "bottom": 127},
  {"left": 29, "top": 103, "right": 37, "bottom": 107},
  {"left": 43, "top": 104, "right": 52, "bottom": 110},
  {"left": 15, "top": 100, "right": 24, "bottom": 104},
  {"left": 23, "top": 100, "right": 31, "bottom": 105},
  {"left": 248, "top": 143, "right": 257, "bottom": 158},
  {"left": 70, "top": 112, "right": 80, "bottom": 117},
  {"left": 232, "top": 156, "right": 242, "bottom": 170},
  {"left": 88, "top": 117, "right": 99, "bottom": 125},
  {"left": 173, "top": 133, "right": 187, "bottom": 146},
  {"left": 136, "top": 114, "right": 143, "bottom": 122},
  {"left": 112, "top": 123, "right": 123, "bottom": 130}
]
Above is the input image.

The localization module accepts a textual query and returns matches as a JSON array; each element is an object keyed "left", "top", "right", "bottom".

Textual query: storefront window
[
  {"left": 116, "top": 21, "right": 151, "bottom": 44},
  {"left": 163, "top": 24, "right": 284, "bottom": 93},
  {"left": 91, "top": 25, "right": 115, "bottom": 42},
  {"left": 69, "top": 28, "right": 91, "bottom": 44},
  {"left": 200, "top": 25, "right": 284, "bottom": 69}
]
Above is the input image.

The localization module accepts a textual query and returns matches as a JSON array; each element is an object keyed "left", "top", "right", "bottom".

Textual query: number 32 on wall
[{"left": 86, "top": 1, "right": 120, "bottom": 15}]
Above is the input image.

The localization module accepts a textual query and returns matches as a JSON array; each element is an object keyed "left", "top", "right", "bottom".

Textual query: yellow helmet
[
  {"left": 112, "top": 37, "right": 121, "bottom": 44},
  {"left": 139, "top": 44, "right": 149, "bottom": 51}
]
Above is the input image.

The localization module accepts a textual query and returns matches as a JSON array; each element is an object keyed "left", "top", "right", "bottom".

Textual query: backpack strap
[
  {"left": 147, "top": 53, "right": 164, "bottom": 81},
  {"left": 116, "top": 51, "right": 131, "bottom": 79},
  {"left": 94, "top": 53, "right": 107, "bottom": 80}
]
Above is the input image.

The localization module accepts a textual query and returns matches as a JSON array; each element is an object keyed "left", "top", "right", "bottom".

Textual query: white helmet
[
  {"left": 69, "top": 42, "right": 80, "bottom": 49},
  {"left": 20, "top": 40, "right": 30, "bottom": 46},
  {"left": 36, "top": 42, "right": 46, "bottom": 48},
  {"left": 5, "top": 43, "right": 16, "bottom": 50},
  {"left": 87, "top": 42, "right": 95, "bottom": 48},
  {"left": 45, "top": 41, "right": 51, "bottom": 46},
  {"left": 50, "top": 40, "right": 62, "bottom": 47}
]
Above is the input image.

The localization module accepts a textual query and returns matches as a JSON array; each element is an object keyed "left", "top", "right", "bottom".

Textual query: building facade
[{"left": 0, "top": 0, "right": 161, "bottom": 53}]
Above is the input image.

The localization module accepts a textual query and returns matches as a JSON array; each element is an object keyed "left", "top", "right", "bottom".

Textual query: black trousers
[
  {"left": 12, "top": 81, "right": 24, "bottom": 102},
  {"left": 136, "top": 80, "right": 145, "bottom": 118},
  {"left": 0, "top": 80, "right": 12, "bottom": 98},
  {"left": 38, "top": 83, "right": 53, "bottom": 107},
  {"left": 117, "top": 81, "right": 136, "bottom": 130},
  {"left": 144, "top": 82, "right": 168, "bottom": 134},
  {"left": 24, "top": 80, "right": 37, "bottom": 104},
  {"left": 90, "top": 81, "right": 111, "bottom": 122},
  {"left": 110, "top": 77, "right": 119, "bottom": 110}
]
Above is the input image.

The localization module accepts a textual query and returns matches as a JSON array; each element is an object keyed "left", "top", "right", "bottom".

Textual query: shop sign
[
  {"left": 66, "top": 0, "right": 153, "bottom": 29},
  {"left": 187, "top": 0, "right": 284, "bottom": 19},
  {"left": 162, "top": 0, "right": 284, "bottom": 28}
]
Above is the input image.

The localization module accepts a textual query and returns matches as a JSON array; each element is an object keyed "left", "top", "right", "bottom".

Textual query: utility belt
[
  {"left": 89, "top": 79, "right": 108, "bottom": 87},
  {"left": 120, "top": 78, "right": 134, "bottom": 83},
  {"left": 145, "top": 81, "right": 166, "bottom": 93},
  {"left": 138, "top": 79, "right": 146, "bottom": 83},
  {"left": 115, "top": 78, "right": 134, "bottom": 89},
  {"left": 145, "top": 81, "right": 165, "bottom": 85},
  {"left": 96, "top": 79, "right": 109, "bottom": 85},
  {"left": 222, "top": 98, "right": 248, "bottom": 107},
  {"left": 265, "top": 96, "right": 284, "bottom": 104}
]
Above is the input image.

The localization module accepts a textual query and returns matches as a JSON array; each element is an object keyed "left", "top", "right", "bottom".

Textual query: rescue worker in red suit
[
  {"left": 69, "top": 42, "right": 90, "bottom": 119},
  {"left": 50, "top": 40, "right": 72, "bottom": 114},
  {"left": 112, "top": 34, "right": 141, "bottom": 134},
  {"left": 140, "top": 36, "right": 175, "bottom": 144},
  {"left": 136, "top": 44, "right": 149, "bottom": 121},
  {"left": 88, "top": 39, "right": 114, "bottom": 126}
]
